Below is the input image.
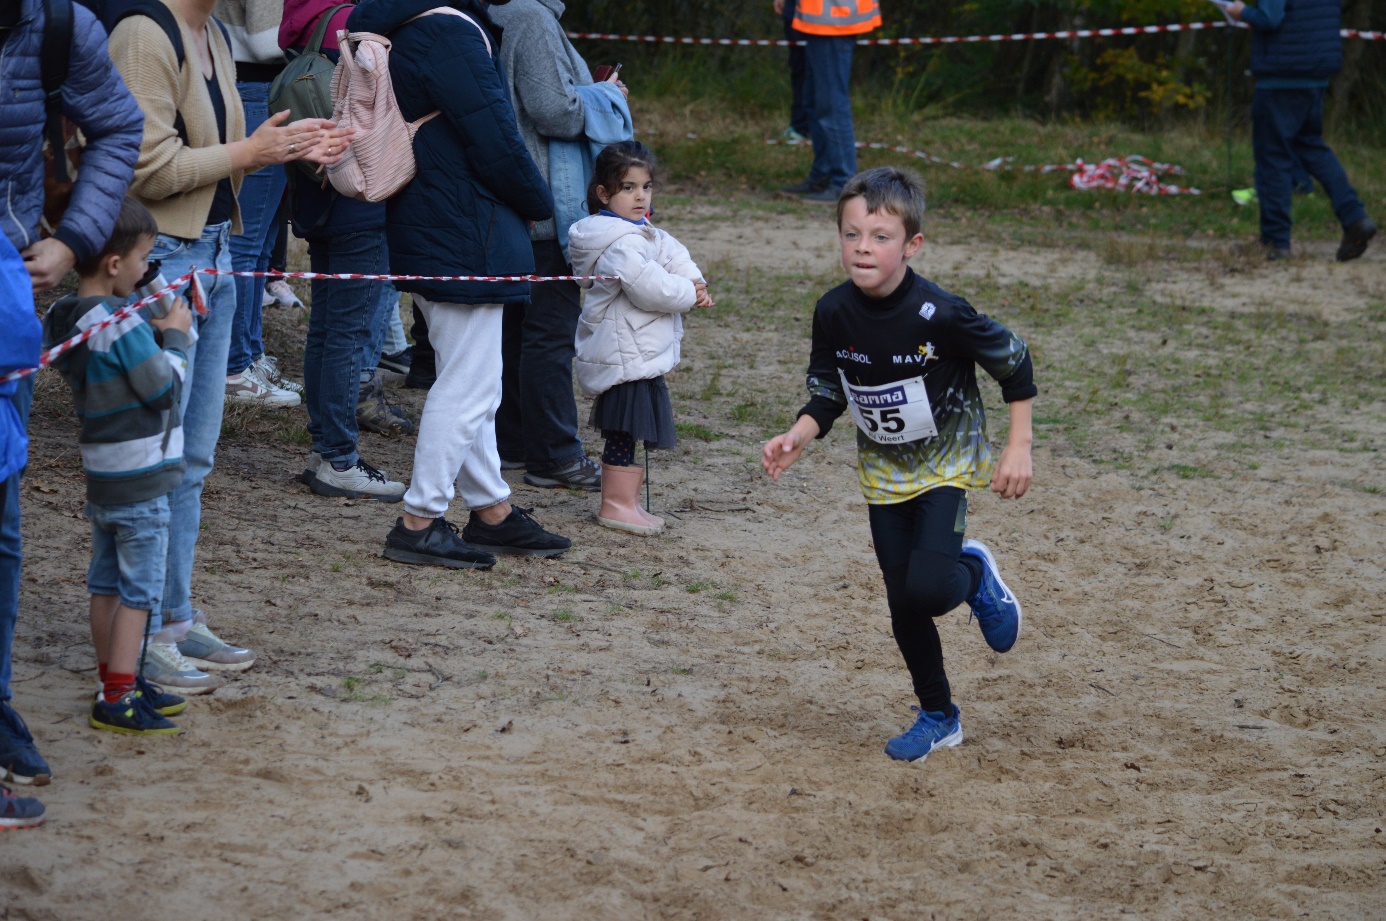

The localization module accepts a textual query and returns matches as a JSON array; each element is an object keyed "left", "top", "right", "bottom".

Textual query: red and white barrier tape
[
  {"left": 199, "top": 270, "right": 620, "bottom": 283},
  {"left": 10, "top": 270, "right": 609, "bottom": 383},
  {"left": 1, "top": 272, "right": 200, "bottom": 384},
  {"left": 1067, "top": 156, "right": 1198, "bottom": 195},
  {"left": 567, "top": 23, "right": 1382, "bottom": 46}
]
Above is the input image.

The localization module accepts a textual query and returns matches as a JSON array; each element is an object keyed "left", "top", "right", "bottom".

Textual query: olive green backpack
[{"left": 269, "top": 4, "right": 352, "bottom": 180}]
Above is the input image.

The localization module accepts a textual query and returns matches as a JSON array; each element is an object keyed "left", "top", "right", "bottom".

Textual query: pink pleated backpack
[{"left": 326, "top": 7, "right": 492, "bottom": 202}]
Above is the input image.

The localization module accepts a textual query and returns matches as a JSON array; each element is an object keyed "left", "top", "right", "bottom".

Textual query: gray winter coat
[{"left": 488, "top": 0, "right": 591, "bottom": 242}]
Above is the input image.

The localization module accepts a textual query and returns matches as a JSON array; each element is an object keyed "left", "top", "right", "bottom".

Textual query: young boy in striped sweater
[{"left": 43, "top": 200, "right": 194, "bottom": 736}]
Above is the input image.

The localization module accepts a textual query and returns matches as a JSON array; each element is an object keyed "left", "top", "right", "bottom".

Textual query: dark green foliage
[{"left": 565, "top": 0, "right": 1384, "bottom": 131}]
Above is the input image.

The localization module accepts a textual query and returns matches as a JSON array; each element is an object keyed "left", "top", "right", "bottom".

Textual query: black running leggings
[{"left": 867, "top": 487, "right": 982, "bottom": 713}]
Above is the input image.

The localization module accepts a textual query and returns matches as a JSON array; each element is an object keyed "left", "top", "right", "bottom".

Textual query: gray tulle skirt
[{"left": 589, "top": 376, "right": 677, "bottom": 450}]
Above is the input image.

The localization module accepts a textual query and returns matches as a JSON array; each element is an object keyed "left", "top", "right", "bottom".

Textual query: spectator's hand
[
  {"left": 1227, "top": 1, "right": 1245, "bottom": 21},
  {"left": 150, "top": 296, "right": 193, "bottom": 336},
  {"left": 774, "top": 0, "right": 786, "bottom": 14},
  {"left": 694, "top": 281, "right": 714, "bottom": 308},
  {"left": 240, "top": 110, "right": 328, "bottom": 169},
  {"left": 21, "top": 237, "right": 76, "bottom": 293},
  {"left": 296, "top": 120, "right": 355, "bottom": 167}
]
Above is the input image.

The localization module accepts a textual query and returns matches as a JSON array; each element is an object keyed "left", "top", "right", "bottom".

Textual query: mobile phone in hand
[{"left": 594, "top": 62, "right": 622, "bottom": 83}]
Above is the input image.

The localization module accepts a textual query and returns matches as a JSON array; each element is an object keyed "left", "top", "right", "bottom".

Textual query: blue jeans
[
  {"left": 783, "top": 3, "right": 811, "bottom": 137},
  {"left": 0, "top": 377, "right": 33, "bottom": 702},
  {"left": 1252, "top": 86, "right": 1367, "bottom": 249},
  {"left": 227, "top": 81, "right": 288, "bottom": 376},
  {"left": 304, "top": 230, "right": 392, "bottom": 466},
  {"left": 379, "top": 294, "right": 408, "bottom": 356},
  {"left": 86, "top": 496, "right": 170, "bottom": 614},
  {"left": 802, "top": 35, "right": 858, "bottom": 190},
  {"left": 496, "top": 239, "right": 585, "bottom": 471},
  {"left": 150, "top": 223, "right": 236, "bottom": 635}
]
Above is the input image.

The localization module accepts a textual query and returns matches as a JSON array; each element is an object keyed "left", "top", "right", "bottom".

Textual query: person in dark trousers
[
  {"left": 763, "top": 167, "right": 1034, "bottom": 765},
  {"left": 1229, "top": 0, "right": 1376, "bottom": 261},
  {"left": 489, "top": 0, "right": 623, "bottom": 492},
  {"left": 774, "top": 0, "right": 811, "bottom": 142}
]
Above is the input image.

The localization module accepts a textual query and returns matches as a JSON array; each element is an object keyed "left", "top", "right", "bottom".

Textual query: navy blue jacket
[
  {"left": 1246, "top": 0, "right": 1343, "bottom": 82},
  {"left": 0, "top": 0, "right": 143, "bottom": 263},
  {"left": 346, "top": 0, "right": 552, "bottom": 304}
]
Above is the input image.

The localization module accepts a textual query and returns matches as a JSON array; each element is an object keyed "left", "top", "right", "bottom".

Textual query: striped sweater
[{"left": 43, "top": 296, "right": 192, "bottom": 505}]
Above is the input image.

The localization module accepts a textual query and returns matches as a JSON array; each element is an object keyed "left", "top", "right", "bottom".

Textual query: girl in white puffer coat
[{"left": 567, "top": 141, "right": 714, "bottom": 535}]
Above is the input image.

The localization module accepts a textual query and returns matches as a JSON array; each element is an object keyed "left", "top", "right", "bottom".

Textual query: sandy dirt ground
[{"left": 3, "top": 203, "right": 1383, "bottom": 920}]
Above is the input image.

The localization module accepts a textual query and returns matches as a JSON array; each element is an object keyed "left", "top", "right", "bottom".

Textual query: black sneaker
[
  {"left": 781, "top": 178, "right": 826, "bottom": 195},
  {"left": 1336, "top": 217, "right": 1376, "bottom": 262},
  {"left": 378, "top": 347, "right": 413, "bottom": 374},
  {"left": 803, "top": 185, "right": 845, "bottom": 203},
  {"left": 461, "top": 506, "right": 571, "bottom": 558},
  {"left": 523, "top": 455, "right": 602, "bottom": 491},
  {"left": 383, "top": 517, "right": 497, "bottom": 570}
]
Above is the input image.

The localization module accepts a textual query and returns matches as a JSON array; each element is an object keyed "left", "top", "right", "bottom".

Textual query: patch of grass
[
  {"left": 493, "top": 612, "right": 513, "bottom": 624},
  {"left": 670, "top": 666, "right": 691, "bottom": 675},
  {"left": 546, "top": 582, "right": 577, "bottom": 594},
  {"left": 715, "top": 590, "right": 737, "bottom": 602},
  {"left": 676, "top": 421, "right": 723, "bottom": 442},
  {"left": 686, "top": 580, "right": 711, "bottom": 594},
  {"left": 553, "top": 610, "right": 582, "bottom": 623},
  {"left": 1361, "top": 485, "right": 1382, "bottom": 495},
  {"left": 1169, "top": 464, "right": 1215, "bottom": 480}
]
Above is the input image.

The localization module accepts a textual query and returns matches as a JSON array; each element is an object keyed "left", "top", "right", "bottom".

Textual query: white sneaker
[
  {"left": 227, "top": 363, "right": 300, "bottom": 407},
  {"left": 254, "top": 354, "right": 304, "bottom": 395},
  {"left": 299, "top": 451, "right": 322, "bottom": 485},
  {"left": 141, "top": 641, "right": 223, "bottom": 695},
  {"left": 261, "top": 288, "right": 276, "bottom": 308},
  {"left": 311, "top": 458, "right": 407, "bottom": 501},
  {"left": 266, "top": 278, "right": 304, "bottom": 309}
]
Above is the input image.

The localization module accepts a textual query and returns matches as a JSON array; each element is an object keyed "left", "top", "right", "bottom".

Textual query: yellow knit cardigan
[{"left": 109, "top": 0, "right": 247, "bottom": 239}]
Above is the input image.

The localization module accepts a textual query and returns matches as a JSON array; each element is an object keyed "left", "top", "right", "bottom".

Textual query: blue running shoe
[
  {"left": 961, "top": 539, "right": 1022, "bottom": 653},
  {"left": 884, "top": 704, "right": 963, "bottom": 763},
  {"left": 0, "top": 782, "right": 44, "bottom": 829},
  {"left": 134, "top": 675, "right": 187, "bottom": 717},
  {"left": 89, "top": 691, "right": 182, "bottom": 736},
  {"left": 0, "top": 702, "right": 51, "bottom": 786}
]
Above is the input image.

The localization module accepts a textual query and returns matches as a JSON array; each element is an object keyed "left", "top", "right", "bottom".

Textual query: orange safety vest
[{"left": 791, "top": 0, "right": 881, "bottom": 36}]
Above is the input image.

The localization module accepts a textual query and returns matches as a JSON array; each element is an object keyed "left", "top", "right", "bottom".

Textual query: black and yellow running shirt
[{"left": 797, "top": 268, "right": 1036, "bottom": 505}]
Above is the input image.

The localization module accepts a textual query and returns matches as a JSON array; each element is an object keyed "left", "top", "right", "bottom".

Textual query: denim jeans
[
  {"left": 227, "top": 81, "right": 288, "bottom": 376},
  {"left": 802, "top": 35, "right": 858, "bottom": 190},
  {"left": 0, "top": 377, "right": 33, "bottom": 702},
  {"left": 357, "top": 283, "right": 395, "bottom": 382},
  {"left": 150, "top": 223, "right": 235, "bottom": 636},
  {"left": 379, "top": 294, "right": 408, "bottom": 356},
  {"left": 305, "top": 230, "right": 391, "bottom": 466},
  {"left": 86, "top": 496, "right": 170, "bottom": 614},
  {"left": 783, "top": 4, "right": 811, "bottom": 137},
  {"left": 495, "top": 239, "right": 585, "bottom": 471},
  {"left": 1252, "top": 86, "right": 1367, "bottom": 249}
]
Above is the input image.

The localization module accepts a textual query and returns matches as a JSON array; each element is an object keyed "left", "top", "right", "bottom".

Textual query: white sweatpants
[{"left": 402, "top": 296, "right": 510, "bottom": 518}]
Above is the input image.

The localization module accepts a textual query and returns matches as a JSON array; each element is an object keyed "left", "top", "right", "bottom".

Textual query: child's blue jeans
[{"left": 86, "top": 496, "right": 171, "bottom": 615}]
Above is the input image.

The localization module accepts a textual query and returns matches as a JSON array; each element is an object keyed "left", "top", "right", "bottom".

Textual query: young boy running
[
  {"left": 43, "top": 199, "right": 194, "bottom": 735},
  {"left": 763, "top": 166, "right": 1035, "bottom": 763}
]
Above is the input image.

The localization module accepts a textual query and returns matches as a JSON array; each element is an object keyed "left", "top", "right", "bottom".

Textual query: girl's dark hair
[
  {"left": 76, "top": 197, "right": 159, "bottom": 277},
  {"left": 585, "top": 140, "right": 659, "bottom": 216}
]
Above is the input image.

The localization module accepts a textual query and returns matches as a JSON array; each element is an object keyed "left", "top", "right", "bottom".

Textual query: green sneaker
[{"left": 1231, "top": 187, "right": 1257, "bottom": 206}]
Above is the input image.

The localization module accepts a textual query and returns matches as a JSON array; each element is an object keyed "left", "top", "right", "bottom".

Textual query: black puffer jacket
[{"left": 346, "top": 0, "right": 552, "bottom": 304}]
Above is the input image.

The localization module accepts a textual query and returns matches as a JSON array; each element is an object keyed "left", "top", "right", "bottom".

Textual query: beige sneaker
[
  {"left": 141, "top": 641, "right": 223, "bottom": 695},
  {"left": 254, "top": 354, "right": 304, "bottom": 396},
  {"left": 265, "top": 278, "right": 304, "bottom": 308},
  {"left": 227, "top": 363, "right": 300, "bottom": 407}
]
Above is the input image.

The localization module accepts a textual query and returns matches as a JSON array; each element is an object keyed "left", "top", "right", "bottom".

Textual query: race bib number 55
[{"left": 838, "top": 370, "right": 938, "bottom": 445}]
